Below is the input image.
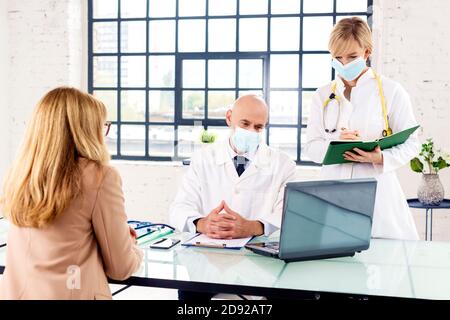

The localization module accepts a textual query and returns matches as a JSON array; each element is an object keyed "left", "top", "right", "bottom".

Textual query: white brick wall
[
  {"left": 375, "top": 0, "right": 450, "bottom": 240},
  {"left": 0, "top": 0, "right": 10, "bottom": 182},
  {"left": 3, "top": 0, "right": 83, "bottom": 159},
  {"left": 0, "top": 0, "right": 449, "bottom": 239}
]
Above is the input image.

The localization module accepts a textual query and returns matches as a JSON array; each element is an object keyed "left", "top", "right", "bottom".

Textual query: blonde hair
[
  {"left": 0, "top": 87, "right": 110, "bottom": 228},
  {"left": 328, "top": 17, "right": 373, "bottom": 57}
]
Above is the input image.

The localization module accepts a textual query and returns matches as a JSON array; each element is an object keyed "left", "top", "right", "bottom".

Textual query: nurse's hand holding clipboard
[{"left": 340, "top": 128, "right": 383, "bottom": 164}]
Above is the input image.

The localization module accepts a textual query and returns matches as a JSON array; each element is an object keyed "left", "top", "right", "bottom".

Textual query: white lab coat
[
  {"left": 305, "top": 68, "right": 420, "bottom": 240},
  {"left": 169, "top": 140, "right": 297, "bottom": 236}
]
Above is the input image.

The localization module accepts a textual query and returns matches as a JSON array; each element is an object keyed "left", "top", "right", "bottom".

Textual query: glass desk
[{"left": 1, "top": 231, "right": 450, "bottom": 300}]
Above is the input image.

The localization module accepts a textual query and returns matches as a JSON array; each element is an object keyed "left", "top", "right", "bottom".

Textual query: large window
[{"left": 88, "top": 0, "right": 373, "bottom": 163}]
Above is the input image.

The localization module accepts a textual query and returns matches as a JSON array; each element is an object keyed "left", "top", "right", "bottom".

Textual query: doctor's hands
[
  {"left": 343, "top": 145, "right": 384, "bottom": 165},
  {"left": 339, "top": 128, "right": 360, "bottom": 140},
  {"left": 196, "top": 201, "right": 264, "bottom": 239}
]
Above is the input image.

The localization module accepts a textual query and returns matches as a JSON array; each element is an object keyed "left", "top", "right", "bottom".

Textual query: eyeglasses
[{"left": 104, "top": 122, "right": 111, "bottom": 137}]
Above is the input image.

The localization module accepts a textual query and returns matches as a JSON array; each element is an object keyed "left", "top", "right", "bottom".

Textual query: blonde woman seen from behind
[
  {"left": 305, "top": 17, "right": 420, "bottom": 240},
  {"left": 0, "top": 87, "right": 142, "bottom": 300}
]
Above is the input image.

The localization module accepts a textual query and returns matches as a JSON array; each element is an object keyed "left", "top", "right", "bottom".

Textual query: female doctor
[{"left": 305, "top": 17, "right": 420, "bottom": 240}]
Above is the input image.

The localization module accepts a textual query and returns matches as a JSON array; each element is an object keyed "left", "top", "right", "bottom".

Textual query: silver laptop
[{"left": 245, "top": 179, "right": 377, "bottom": 262}]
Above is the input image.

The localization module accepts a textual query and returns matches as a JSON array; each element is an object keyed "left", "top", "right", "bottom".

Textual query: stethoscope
[{"left": 322, "top": 70, "right": 393, "bottom": 137}]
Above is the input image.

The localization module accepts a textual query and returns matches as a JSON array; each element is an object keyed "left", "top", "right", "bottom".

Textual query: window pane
[
  {"left": 149, "top": 126, "right": 174, "bottom": 156},
  {"left": 269, "top": 127, "right": 297, "bottom": 160},
  {"left": 93, "top": 56, "right": 117, "bottom": 87},
  {"left": 93, "top": 22, "right": 117, "bottom": 53},
  {"left": 270, "top": 17, "right": 300, "bottom": 51},
  {"left": 183, "top": 60, "right": 205, "bottom": 88},
  {"left": 300, "top": 127, "right": 310, "bottom": 162},
  {"left": 208, "top": 91, "right": 235, "bottom": 119},
  {"left": 336, "top": 15, "right": 367, "bottom": 23},
  {"left": 208, "top": 0, "right": 236, "bottom": 15},
  {"left": 208, "top": 60, "right": 236, "bottom": 88},
  {"left": 93, "top": 0, "right": 118, "bottom": 18},
  {"left": 178, "top": 126, "right": 203, "bottom": 157},
  {"left": 271, "top": 0, "right": 300, "bottom": 14},
  {"left": 121, "top": 56, "right": 146, "bottom": 87},
  {"left": 302, "top": 91, "right": 315, "bottom": 124},
  {"left": 269, "top": 91, "right": 298, "bottom": 124},
  {"left": 149, "top": 56, "right": 175, "bottom": 87},
  {"left": 149, "top": 90, "right": 175, "bottom": 122},
  {"left": 121, "top": 0, "right": 146, "bottom": 18},
  {"left": 206, "top": 126, "right": 231, "bottom": 142},
  {"left": 303, "top": 17, "right": 333, "bottom": 51},
  {"left": 121, "top": 125, "right": 146, "bottom": 156},
  {"left": 239, "top": 0, "right": 268, "bottom": 15},
  {"left": 302, "top": 54, "right": 331, "bottom": 88},
  {"left": 178, "top": 20, "right": 206, "bottom": 52},
  {"left": 270, "top": 54, "right": 299, "bottom": 88},
  {"left": 239, "top": 59, "right": 263, "bottom": 89},
  {"left": 239, "top": 18, "right": 267, "bottom": 52},
  {"left": 121, "top": 90, "right": 145, "bottom": 121},
  {"left": 183, "top": 91, "right": 205, "bottom": 118},
  {"left": 121, "top": 21, "right": 146, "bottom": 53},
  {"left": 238, "top": 90, "right": 263, "bottom": 97},
  {"left": 106, "top": 124, "right": 118, "bottom": 155},
  {"left": 149, "top": 0, "right": 176, "bottom": 17},
  {"left": 336, "top": 0, "right": 368, "bottom": 12},
  {"left": 208, "top": 19, "right": 236, "bottom": 52},
  {"left": 149, "top": 20, "right": 175, "bottom": 52},
  {"left": 179, "top": 0, "right": 206, "bottom": 16},
  {"left": 303, "top": 0, "right": 333, "bottom": 13},
  {"left": 93, "top": 90, "right": 117, "bottom": 121}
]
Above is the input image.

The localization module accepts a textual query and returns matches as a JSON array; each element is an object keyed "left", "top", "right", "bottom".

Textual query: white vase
[{"left": 417, "top": 173, "right": 445, "bottom": 205}]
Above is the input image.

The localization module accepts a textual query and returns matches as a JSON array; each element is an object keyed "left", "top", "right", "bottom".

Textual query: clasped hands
[
  {"left": 340, "top": 128, "right": 383, "bottom": 165},
  {"left": 196, "top": 200, "right": 264, "bottom": 239}
]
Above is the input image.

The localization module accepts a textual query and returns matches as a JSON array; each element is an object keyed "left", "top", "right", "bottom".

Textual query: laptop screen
[{"left": 278, "top": 179, "right": 377, "bottom": 261}]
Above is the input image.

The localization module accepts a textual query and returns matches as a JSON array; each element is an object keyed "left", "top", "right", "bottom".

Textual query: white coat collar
[{"left": 214, "top": 139, "right": 271, "bottom": 168}]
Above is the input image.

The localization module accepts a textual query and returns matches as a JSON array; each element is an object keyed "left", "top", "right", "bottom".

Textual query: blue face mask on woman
[
  {"left": 331, "top": 57, "right": 367, "bottom": 81},
  {"left": 231, "top": 126, "right": 261, "bottom": 154}
]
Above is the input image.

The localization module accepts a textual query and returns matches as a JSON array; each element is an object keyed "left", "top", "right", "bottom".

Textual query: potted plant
[
  {"left": 200, "top": 129, "right": 217, "bottom": 144},
  {"left": 410, "top": 139, "right": 450, "bottom": 205}
]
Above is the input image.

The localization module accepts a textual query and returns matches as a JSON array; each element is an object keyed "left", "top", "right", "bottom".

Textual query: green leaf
[
  {"left": 435, "top": 157, "right": 450, "bottom": 170},
  {"left": 410, "top": 157, "right": 424, "bottom": 173}
]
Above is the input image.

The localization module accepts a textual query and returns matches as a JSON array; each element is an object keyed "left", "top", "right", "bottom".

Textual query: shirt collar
[
  {"left": 226, "top": 137, "right": 256, "bottom": 162},
  {"left": 214, "top": 137, "right": 271, "bottom": 168}
]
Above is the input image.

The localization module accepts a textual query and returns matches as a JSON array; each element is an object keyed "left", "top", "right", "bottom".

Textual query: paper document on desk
[{"left": 182, "top": 233, "right": 252, "bottom": 249}]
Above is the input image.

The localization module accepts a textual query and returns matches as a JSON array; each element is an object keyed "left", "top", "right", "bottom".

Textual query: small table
[{"left": 407, "top": 199, "right": 450, "bottom": 241}]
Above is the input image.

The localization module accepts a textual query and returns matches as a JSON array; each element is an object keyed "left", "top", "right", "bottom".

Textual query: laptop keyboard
[{"left": 265, "top": 242, "right": 279, "bottom": 250}]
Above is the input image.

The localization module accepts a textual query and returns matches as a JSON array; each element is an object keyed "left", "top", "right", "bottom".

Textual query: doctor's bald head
[{"left": 226, "top": 95, "right": 268, "bottom": 133}]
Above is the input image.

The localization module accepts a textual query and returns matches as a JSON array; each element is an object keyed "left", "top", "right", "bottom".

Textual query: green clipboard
[{"left": 322, "top": 125, "right": 420, "bottom": 165}]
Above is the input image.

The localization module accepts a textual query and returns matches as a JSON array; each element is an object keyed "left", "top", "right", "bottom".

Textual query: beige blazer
[{"left": 0, "top": 159, "right": 143, "bottom": 300}]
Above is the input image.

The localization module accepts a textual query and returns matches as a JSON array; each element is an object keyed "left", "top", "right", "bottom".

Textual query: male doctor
[{"left": 169, "top": 95, "right": 296, "bottom": 239}]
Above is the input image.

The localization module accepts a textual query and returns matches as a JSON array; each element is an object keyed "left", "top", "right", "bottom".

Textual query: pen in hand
[{"left": 339, "top": 127, "right": 360, "bottom": 141}]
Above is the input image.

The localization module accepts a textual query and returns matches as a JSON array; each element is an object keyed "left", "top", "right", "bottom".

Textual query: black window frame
[{"left": 88, "top": 0, "right": 374, "bottom": 164}]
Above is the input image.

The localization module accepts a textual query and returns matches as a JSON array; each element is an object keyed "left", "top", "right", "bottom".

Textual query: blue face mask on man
[
  {"left": 231, "top": 126, "right": 261, "bottom": 154},
  {"left": 331, "top": 57, "right": 367, "bottom": 81}
]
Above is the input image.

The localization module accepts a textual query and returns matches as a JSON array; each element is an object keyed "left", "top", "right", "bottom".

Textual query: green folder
[
  {"left": 137, "top": 227, "right": 174, "bottom": 246},
  {"left": 322, "top": 125, "right": 420, "bottom": 165}
]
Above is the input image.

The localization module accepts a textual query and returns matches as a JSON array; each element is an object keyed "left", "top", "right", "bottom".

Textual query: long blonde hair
[{"left": 1, "top": 87, "right": 111, "bottom": 228}]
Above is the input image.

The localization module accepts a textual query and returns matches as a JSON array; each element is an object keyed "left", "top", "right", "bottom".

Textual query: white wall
[
  {"left": 1, "top": 0, "right": 450, "bottom": 239},
  {"left": 0, "top": 0, "right": 10, "bottom": 184},
  {"left": 375, "top": 0, "right": 450, "bottom": 240}
]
